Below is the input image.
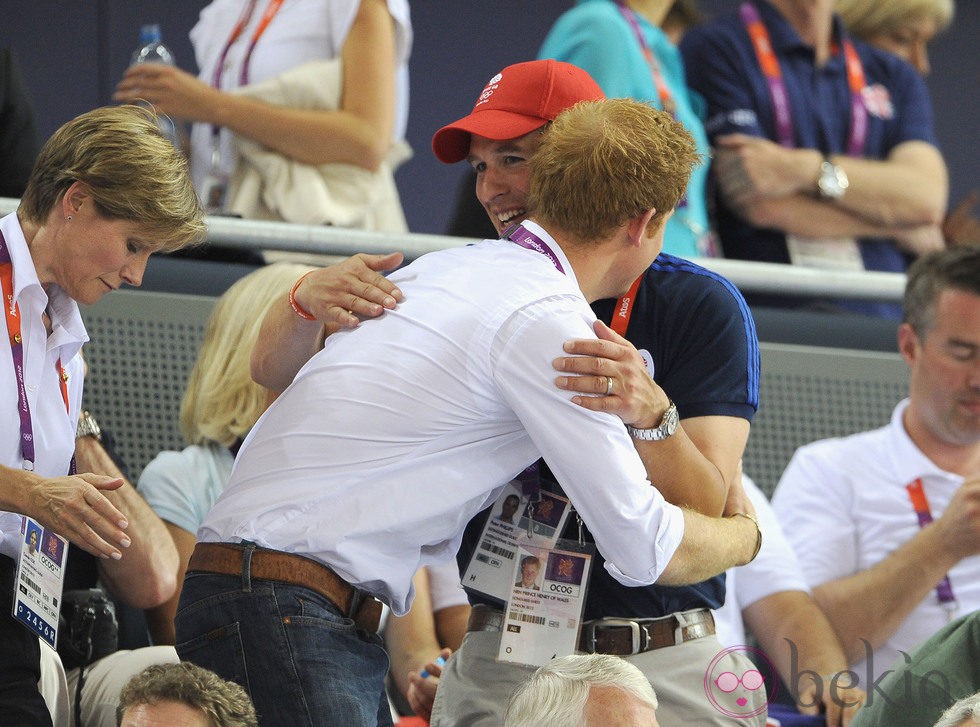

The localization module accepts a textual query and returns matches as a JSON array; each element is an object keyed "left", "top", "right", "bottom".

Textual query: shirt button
[{"left": 28, "top": 384, "right": 37, "bottom": 392}]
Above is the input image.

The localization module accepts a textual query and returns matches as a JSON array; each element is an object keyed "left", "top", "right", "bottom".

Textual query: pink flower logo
[{"left": 703, "top": 645, "right": 777, "bottom": 719}]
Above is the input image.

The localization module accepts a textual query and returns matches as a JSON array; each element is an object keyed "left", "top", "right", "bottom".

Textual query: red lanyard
[
  {"left": 210, "top": 0, "right": 286, "bottom": 143},
  {"left": 740, "top": 2, "right": 867, "bottom": 155},
  {"left": 906, "top": 478, "right": 957, "bottom": 610},
  {"left": 1, "top": 231, "right": 70, "bottom": 472},
  {"left": 609, "top": 274, "right": 643, "bottom": 337},
  {"left": 504, "top": 223, "right": 642, "bottom": 339},
  {"left": 504, "top": 224, "right": 642, "bottom": 336},
  {"left": 211, "top": 0, "right": 286, "bottom": 89},
  {"left": 616, "top": 3, "right": 675, "bottom": 115}
]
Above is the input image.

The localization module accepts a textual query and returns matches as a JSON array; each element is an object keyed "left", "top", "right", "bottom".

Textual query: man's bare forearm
[
  {"left": 658, "top": 509, "right": 759, "bottom": 585},
  {"left": 73, "top": 436, "right": 178, "bottom": 608}
]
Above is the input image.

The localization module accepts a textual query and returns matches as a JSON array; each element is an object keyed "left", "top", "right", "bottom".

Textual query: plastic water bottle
[{"left": 130, "top": 24, "right": 181, "bottom": 149}]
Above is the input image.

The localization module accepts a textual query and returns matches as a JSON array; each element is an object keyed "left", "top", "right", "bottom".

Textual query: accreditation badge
[
  {"left": 498, "top": 542, "right": 593, "bottom": 667},
  {"left": 13, "top": 516, "right": 67, "bottom": 649},
  {"left": 461, "top": 482, "right": 572, "bottom": 603},
  {"left": 201, "top": 173, "right": 230, "bottom": 215}
]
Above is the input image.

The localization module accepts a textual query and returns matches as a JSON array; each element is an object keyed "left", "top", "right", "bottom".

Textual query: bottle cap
[{"left": 139, "top": 23, "right": 162, "bottom": 45}]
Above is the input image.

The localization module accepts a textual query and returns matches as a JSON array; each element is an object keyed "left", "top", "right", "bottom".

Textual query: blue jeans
[{"left": 174, "top": 549, "right": 391, "bottom": 727}]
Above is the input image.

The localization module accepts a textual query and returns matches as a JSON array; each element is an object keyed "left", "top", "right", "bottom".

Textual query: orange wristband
[{"left": 288, "top": 271, "right": 316, "bottom": 321}]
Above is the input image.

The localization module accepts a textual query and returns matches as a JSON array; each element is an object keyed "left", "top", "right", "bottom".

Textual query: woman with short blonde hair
[
  {"left": 140, "top": 262, "right": 314, "bottom": 645},
  {"left": 836, "top": 0, "right": 954, "bottom": 75},
  {"left": 0, "top": 103, "right": 202, "bottom": 725}
]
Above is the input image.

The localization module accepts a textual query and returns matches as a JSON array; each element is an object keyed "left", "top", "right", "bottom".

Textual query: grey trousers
[{"left": 430, "top": 628, "right": 769, "bottom": 726}]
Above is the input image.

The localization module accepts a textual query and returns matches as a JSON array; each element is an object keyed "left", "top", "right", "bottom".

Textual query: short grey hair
[
  {"left": 933, "top": 692, "right": 980, "bottom": 727},
  {"left": 504, "top": 653, "right": 658, "bottom": 727}
]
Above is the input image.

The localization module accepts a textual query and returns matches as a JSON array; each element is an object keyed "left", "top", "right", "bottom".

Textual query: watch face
[
  {"left": 819, "top": 162, "right": 848, "bottom": 199},
  {"left": 663, "top": 405, "right": 679, "bottom": 436}
]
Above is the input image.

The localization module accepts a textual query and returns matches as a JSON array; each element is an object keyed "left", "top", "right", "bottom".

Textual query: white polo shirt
[{"left": 772, "top": 400, "right": 980, "bottom": 682}]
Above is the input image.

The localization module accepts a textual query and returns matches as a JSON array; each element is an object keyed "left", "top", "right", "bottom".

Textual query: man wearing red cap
[
  {"left": 422, "top": 61, "right": 765, "bottom": 726},
  {"left": 177, "top": 94, "right": 762, "bottom": 727}
]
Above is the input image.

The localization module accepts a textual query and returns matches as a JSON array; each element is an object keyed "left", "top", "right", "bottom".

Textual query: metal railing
[{"left": 0, "top": 197, "right": 905, "bottom": 302}]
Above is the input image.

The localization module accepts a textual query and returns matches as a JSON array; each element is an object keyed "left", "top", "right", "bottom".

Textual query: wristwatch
[
  {"left": 626, "top": 401, "right": 679, "bottom": 442},
  {"left": 816, "top": 158, "right": 849, "bottom": 200},
  {"left": 76, "top": 410, "right": 102, "bottom": 442}
]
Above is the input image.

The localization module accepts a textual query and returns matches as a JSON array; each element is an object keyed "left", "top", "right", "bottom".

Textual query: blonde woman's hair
[
  {"left": 527, "top": 98, "right": 700, "bottom": 245},
  {"left": 20, "top": 105, "right": 204, "bottom": 252},
  {"left": 836, "top": 0, "right": 954, "bottom": 39},
  {"left": 180, "top": 263, "right": 315, "bottom": 447}
]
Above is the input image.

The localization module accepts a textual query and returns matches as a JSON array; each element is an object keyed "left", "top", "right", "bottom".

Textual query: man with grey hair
[
  {"left": 505, "top": 653, "right": 659, "bottom": 727},
  {"left": 116, "top": 663, "right": 257, "bottom": 727}
]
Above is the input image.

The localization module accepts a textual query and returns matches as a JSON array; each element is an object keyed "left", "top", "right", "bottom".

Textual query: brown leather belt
[
  {"left": 579, "top": 608, "right": 715, "bottom": 655},
  {"left": 187, "top": 542, "right": 382, "bottom": 633},
  {"left": 467, "top": 604, "right": 714, "bottom": 656}
]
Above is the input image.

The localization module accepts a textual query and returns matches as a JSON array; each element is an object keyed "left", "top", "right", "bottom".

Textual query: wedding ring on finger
[{"left": 605, "top": 376, "right": 614, "bottom": 396}]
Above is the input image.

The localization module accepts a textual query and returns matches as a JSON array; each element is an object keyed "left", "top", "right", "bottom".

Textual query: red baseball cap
[{"left": 431, "top": 59, "right": 605, "bottom": 164}]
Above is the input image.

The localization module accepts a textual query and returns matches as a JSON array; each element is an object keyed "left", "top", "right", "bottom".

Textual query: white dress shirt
[
  {"left": 0, "top": 212, "right": 87, "bottom": 559},
  {"left": 200, "top": 222, "right": 685, "bottom": 615},
  {"left": 772, "top": 400, "right": 980, "bottom": 682}
]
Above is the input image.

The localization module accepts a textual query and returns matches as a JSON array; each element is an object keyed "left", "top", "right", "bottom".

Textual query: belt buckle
[
  {"left": 590, "top": 618, "right": 647, "bottom": 655},
  {"left": 673, "top": 610, "right": 708, "bottom": 645}
]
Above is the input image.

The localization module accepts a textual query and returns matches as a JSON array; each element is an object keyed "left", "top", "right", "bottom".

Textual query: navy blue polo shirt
[
  {"left": 680, "top": 1, "right": 936, "bottom": 280},
  {"left": 457, "top": 254, "right": 760, "bottom": 620}
]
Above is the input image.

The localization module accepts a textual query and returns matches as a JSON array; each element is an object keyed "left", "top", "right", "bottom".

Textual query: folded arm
[
  {"left": 715, "top": 135, "right": 947, "bottom": 248},
  {"left": 811, "top": 518, "right": 964, "bottom": 664},
  {"left": 745, "top": 591, "right": 865, "bottom": 725}
]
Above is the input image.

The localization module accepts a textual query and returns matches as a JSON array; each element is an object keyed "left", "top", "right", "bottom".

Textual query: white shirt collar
[
  {"left": 888, "top": 398, "right": 962, "bottom": 484},
  {"left": 519, "top": 219, "right": 579, "bottom": 291}
]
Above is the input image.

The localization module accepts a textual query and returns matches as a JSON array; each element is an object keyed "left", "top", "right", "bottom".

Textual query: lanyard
[
  {"left": 211, "top": 0, "right": 285, "bottom": 89},
  {"left": 502, "top": 223, "right": 564, "bottom": 505},
  {"left": 906, "top": 478, "right": 957, "bottom": 610},
  {"left": 504, "top": 224, "right": 566, "bottom": 275},
  {"left": 210, "top": 0, "right": 286, "bottom": 143},
  {"left": 739, "top": 2, "right": 867, "bottom": 156},
  {"left": 504, "top": 223, "right": 641, "bottom": 352},
  {"left": 616, "top": 2, "right": 675, "bottom": 115},
  {"left": 615, "top": 3, "right": 690, "bottom": 214},
  {"left": 0, "top": 230, "right": 71, "bottom": 472},
  {"left": 609, "top": 273, "right": 643, "bottom": 337}
]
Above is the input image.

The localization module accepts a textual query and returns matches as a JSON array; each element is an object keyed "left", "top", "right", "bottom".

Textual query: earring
[{"left": 66, "top": 215, "right": 72, "bottom": 221}]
